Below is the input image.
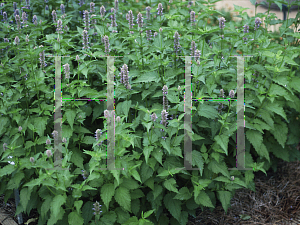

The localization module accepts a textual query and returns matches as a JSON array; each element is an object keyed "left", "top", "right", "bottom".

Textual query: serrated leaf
[
  {"left": 50, "top": 195, "right": 66, "bottom": 218},
  {"left": 65, "top": 110, "right": 76, "bottom": 130},
  {"left": 163, "top": 178, "right": 179, "bottom": 193},
  {"left": 115, "top": 186, "right": 131, "bottom": 212},
  {"left": 131, "top": 71, "right": 160, "bottom": 83},
  {"left": 217, "top": 191, "right": 232, "bottom": 214},
  {"left": 214, "top": 135, "right": 229, "bottom": 156},
  {"left": 164, "top": 193, "right": 181, "bottom": 222},
  {"left": 194, "top": 191, "right": 214, "bottom": 208},
  {"left": 101, "top": 183, "right": 115, "bottom": 211}
]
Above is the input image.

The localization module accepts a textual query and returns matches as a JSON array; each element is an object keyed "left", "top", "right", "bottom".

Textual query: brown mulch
[{"left": 1, "top": 150, "right": 300, "bottom": 225}]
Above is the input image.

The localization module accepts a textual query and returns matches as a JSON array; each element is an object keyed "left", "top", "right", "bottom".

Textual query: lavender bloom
[
  {"left": 79, "top": 0, "right": 85, "bottom": 7},
  {"left": 45, "top": 5, "right": 48, "bottom": 10},
  {"left": 82, "top": 30, "right": 89, "bottom": 50},
  {"left": 110, "top": 8, "right": 118, "bottom": 33},
  {"left": 25, "top": 34, "right": 29, "bottom": 42},
  {"left": 243, "top": 24, "right": 249, "bottom": 42},
  {"left": 229, "top": 90, "right": 235, "bottom": 98},
  {"left": 81, "top": 170, "right": 88, "bottom": 180},
  {"left": 157, "top": 3, "right": 163, "bottom": 16},
  {"left": 162, "top": 85, "right": 169, "bottom": 111},
  {"left": 190, "top": 10, "right": 196, "bottom": 26},
  {"left": 63, "top": 63, "right": 70, "bottom": 79},
  {"left": 100, "top": 5, "right": 106, "bottom": 18},
  {"left": 52, "top": 10, "right": 57, "bottom": 23},
  {"left": 190, "top": 40, "right": 196, "bottom": 58},
  {"left": 151, "top": 113, "right": 158, "bottom": 122},
  {"left": 146, "top": 29, "right": 152, "bottom": 41},
  {"left": 52, "top": 130, "right": 58, "bottom": 140},
  {"left": 62, "top": 137, "right": 67, "bottom": 143},
  {"left": 30, "top": 157, "right": 34, "bottom": 163},
  {"left": 254, "top": 17, "right": 262, "bottom": 31},
  {"left": 14, "top": 9, "right": 19, "bottom": 17},
  {"left": 173, "top": 31, "right": 181, "bottom": 55},
  {"left": 3, "top": 12, "right": 7, "bottom": 23},
  {"left": 160, "top": 109, "right": 169, "bottom": 132},
  {"left": 114, "top": 0, "right": 119, "bottom": 11},
  {"left": 13, "top": 2, "right": 17, "bottom": 11},
  {"left": 126, "top": 10, "right": 134, "bottom": 34},
  {"left": 91, "top": 14, "right": 97, "bottom": 31},
  {"left": 46, "top": 139, "right": 51, "bottom": 145},
  {"left": 136, "top": 12, "right": 143, "bottom": 28},
  {"left": 146, "top": 6, "right": 151, "bottom": 20},
  {"left": 104, "top": 110, "right": 109, "bottom": 118},
  {"left": 194, "top": 49, "right": 201, "bottom": 62},
  {"left": 18, "top": 126, "right": 22, "bottom": 132},
  {"left": 3, "top": 143, "right": 7, "bottom": 152},
  {"left": 116, "top": 116, "right": 121, "bottom": 123},
  {"left": 90, "top": 2, "right": 95, "bottom": 14},
  {"left": 32, "top": 15, "right": 37, "bottom": 24},
  {"left": 119, "top": 64, "right": 130, "bottom": 89},
  {"left": 159, "top": 27, "right": 163, "bottom": 33},
  {"left": 21, "top": 11, "right": 28, "bottom": 28},
  {"left": 14, "top": 36, "right": 19, "bottom": 45},
  {"left": 83, "top": 10, "right": 90, "bottom": 30},
  {"left": 46, "top": 149, "right": 52, "bottom": 158},
  {"left": 76, "top": 55, "right": 80, "bottom": 62},
  {"left": 95, "top": 129, "right": 103, "bottom": 146},
  {"left": 60, "top": 4, "right": 65, "bottom": 15},
  {"left": 102, "top": 35, "right": 110, "bottom": 55},
  {"left": 153, "top": 32, "right": 158, "bottom": 37},
  {"left": 15, "top": 15, "right": 21, "bottom": 30},
  {"left": 39, "top": 50, "right": 47, "bottom": 69},
  {"left": 56, "top": 19, "right": 63, "bottom": 34},
  {"left": 92, "top": 201, "right": 102, "bottom": 216},
  {"left": 219, "top": 17, "right": 226, "bottom": 29}
]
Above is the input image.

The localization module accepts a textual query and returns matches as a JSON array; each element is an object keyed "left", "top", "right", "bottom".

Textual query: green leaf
[
  {"left": 164, "top": 193, "right": 181, "bottom": 222},
  {"left": 101, "top": 183, "right": 115, "bottom": 211},
  {"left": 164, "top": 178, "right": 179, "bottom": 193},
  {"left": 194, "top": 191, "right": 214, "bottom": 208},
  {"left": 7, "top": 172, "right": 24, "bottom": 190},
  {"left": 208, "top": 159, "right": 230, "bottom": 178},
  {"left": 68, "top": 212, "right": 84, "bottom": 225},
  {"left": 217, "top": 191, "right": 232, "bottom": 214},
  {"left": 65, "top": 109, "right": 76, "bottom": 130},
  {"left": 269, "top": 120, "right": 288, "bottom": 148},
  {"left": 246, "top": 130, "right": 270, "bottom": 162},
  {"left": 264, "top": 102, "right": 288, "bottom": 123},
  {"left": 81, "top": 136, "right": 96, "bottom": 145},
  {"left": 115, "top": 186, "right": 131, "bottom": 212},
  {"left": 192, "top": 150, "right": 204, "bottom": 176},
  {"left": 143, "top": 146, "right": 154, "bottom": 164},
  {"left": 143, "top": 210, "right": 155, "bottom": 219},
  {"left": 32, "top": 117, "right": 48, "bottom": 137},
  {"left": 122, "top": 100, "right": 132, "bottom": 118},
  {"left": 214, "top": 135, "right": 229, "bottom": 156},
  {"left": 289, "top": 76, "right": 300, "bottom": 93},
  {"left": 131, "top": 71, "right": 160, "bottom": 84},
  {"left": 198, "top": 104, "right": 219, "bottom": 119},
  {"left": 174, "top": 187, "right": 192, "bottom": 200},
  {"left": 50, "top": 195, "right": 67, "bottom": 218}
]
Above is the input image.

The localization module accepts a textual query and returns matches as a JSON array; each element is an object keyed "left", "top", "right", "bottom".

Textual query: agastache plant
[
  {"left": 102, "top": 35, "right": 110, "bottom": 55},
  {"left": 63, "top": 63, "right": 70, "bottom": 79},
  {"left": 15, "top": 14, "right": 21, "bottom": 30},
  {"left": 126, "top": 10, "right": 134, "bottom": 34},
  {"left": 146, "top": 6, "right": 151, "bottom": 20},
  {"left": 14, "top": 8, "right": 19, "bottom": 17},
  {"left": 190, "top": 10, "right": 196, "bottom": 26},
  {"left": 82, "top": 30, "right": 89, "bottom": 50},
  {"left": 136, "top": 12, "right": 143, "bottom": 29},
  {"left": 90, "top": 2, "right": 95, "bottom": 14},
  {"left": 95, "top": 129, "right": 103, "bottom": 146},
  {"left": 110, "top": 8, "right": 118, "bottom": 33},
  {"left": 162, "top": 85, "right": 169, "bottom": 111},
  {"left": 60, "top": 4, "right": 65, "bottom": 15},
  {"left": 100, "top": 5, "right": 106, "bottom": 18},
  {"left": 83, "top": 10, "right": 90, "bottom": 31},
  {"left": 157, "top": 3, "right": 163, "bottom": 17},
  {"left": 218, "top": 89, "right": 225, "bottom": 113},
  {"left": 32, "top": 15, "right": 37, "bottom": 25},
  {"left": 56, "top": 19, "right": 63, "bottom": 34},
  {"left": 21, "top": 11, "right": 28, "bottom": 28},
  {"left": 52, "top": 10, "right": 57, "bottom": 23},
  {"left": 114, "top": 0, "right": 119, "bottom": 12},
  {"left": 119, "top": 64, "right": 131, "bottom": 90},
  {"left": 3, "top": 12, "right": 7, "bottom": 23},
  {"left": 254, "top": 17, "right": 262, "bottom": 30},
  {"left": 243, "top": 24, "right": 249, "bottom": 43}
]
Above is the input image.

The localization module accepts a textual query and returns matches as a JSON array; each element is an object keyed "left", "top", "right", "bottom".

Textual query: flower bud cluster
[
  {"left": 254, "top": 17, "right": 262, "bottom": 30},
  {"left": 82, "top": 30, "right": 90, "bottom": 50},
  {"left": 136, "top": 12, "right": 143, "bottom": 28},
  {"left": 39, "top": 49, "right": 47, "bottom": 69},
  {"left": 100, "top": 5, "right": 106, "bottom": 18},
  {"left": 219, "top": 17, "right": 226, "bottom": 29},
  {"left": 14, "top": 36, "right": 19, "bottom": 45},
  {"left": 146, "top": 6, "right": 151, "bottom": 20},
  {"left": 146, "top": 29, "right": 152, "bottom": 41},
  {"left": 52, "top": 130, "right": 58, "bottom": 140},
  {"left": 243, "top": 24, "right": 249, "bottom": 42},
  {"left": 95, "top": 129, "right": 103, "bottom": 146},
  {"left": 15, "top": 14, "right": 21, "bottom": 30},
  {"left": 83, "top": 10, "right": 90, "bottom": 31},
  {"left": 90, "top": 2, "right": 95, "bottom": 14},
  {"left": 92, "top": 201, "right": 102, "bottom": 216},
  {"left": 151, "top": 113, "right": 158, "bottom": 122},
  {"left": 119, "top": 64, "right": 131, "bottom": 90},
  {"left": 173, "top": 31, "right": 181, "bottom": 55},
  {"left": 102, "top": 35, "right": 110, "bottom": 55},
  {"left": 63, "top": 63, "right": 70, "bottom": 79},
  {"left": 56, "top": 19, "right": 63, "bottom": 34},
  {"left": 114, "top": 0, "right": 119, "bottom": 11},
  {"left": 81, "top": 170, "right": 88, "bottom": 180},
  {"left": 2, "top": 11, "right": 7, "bottom": 23},
  {"left": 14, "top": 8, "right": 19, "bottom": 17},
  {"left": 32, "top": 15, "right": 37, "bottom": 25},
  {"left": 126, "top": 10, "right": 134, "bottom": 34},
  {"left": 60, "top": 4, "right": 65, "bottom": 15},
  {"left": 157, "top": 3, "right": 163, "bottom": 16},
  {"left": 110, "top": 8, "right": 118, "bottom": 33},
  {"left": 52, "top": 10, "right": 57, "bottom": 23},
  {"left": 162, "top": 85, "right": 169, "bottom": 111},
  {"left": 218, "top": 89, "right": 225, "bottom": 113},
  {"left": 46, "top": 149, "right": 52, "bottom": 158},
  {"left": 190, "top": 10, "right": 196, "bottom": 26}
]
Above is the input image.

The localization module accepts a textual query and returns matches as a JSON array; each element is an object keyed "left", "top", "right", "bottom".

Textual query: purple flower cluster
[
  {"left": 95, "top": 129, "right": 103, "bottom": 146},
  {"left": 63, "top": 63, "right": 70, "bottom": 79},
  {"left": 173, "top": 31, "right": 181, "bottom": 55},
  {"left": 83, "top": 10, "right": 90, "bottom": 31},
  {"left": 157, "top": 3, "right": 163, "bottom": 16},
  {"left": 90, "top": 2, "right": 95, "bottom": 14},
  {"left": 102, "top": 35, "right": 110, "bottom": 55},
  {"left": 114, "top": 0, "right": 119, "bottom": 11},
  {"left": 56, "top": 19, "right": 63, "bottom": 34},
  {"left": 162, "top": 85, "right": 169, "bottom": 111},
  {"left": 136, "top": 12, "right": 143, "bottom": 29},
  {"left": 126, "top": 10, "right": 134, "bottom": 34},
  {"left": 32, "top": 15, "right": 37, "bottom": 25},
  {"left": 92, "top": 201, "right": 102, "bottom": 216},
  {"left": 39, "top": 49, "right": 47, "bottom": 69},
  {"left": 14, "top": 36, "right": 19, "bottom": 45},
  {"left": 81, "top": 170, "right": 88, "bottom": 180},
  {"left": 254, "top": 17, "right": 262, "bottom": 31},
  {"left": 100, "top": 5, "right": 106, "bottom": 18},
  {"left": 218, "top": 89, "right": 225, "bottom": 113},
  {"left": 52, "top": 10, "right": 57, "bottom": 23},
  {"left": 110, "top": 8, "right": 118, "bottom": 33},
  {"left": 219, "top": 17, "right": 226, "bottom": 29},
  {"left": 190, "top": 10, "right": 196, "bottom": 26},
  {"left": 46, "top": 149, "right": 52, "bottom": 158},
  {"left": 2, "top": 11, "right": 7, "bottom": 23},
  {"left": 119, "top": 64, "right": 131, "bottom": 90},
  {"left": 15, "top": 14, "right": 21, "bottom": 30},
  {"left": 243, "top": 24, "right": 249, "bottom": 42},
  {"left": 146, "top": 29, "right": 152, "bottom": 41},
  {"left": 21, "top": 12, "right": 28, "bottom": 28},
  {"left": 151, "top": 113, "right": 158, "bottom": 122},
  {"left": 60, "top": 4, "right": 65, "bottom": 15},
  {"left": 146, "top": 6, "right": 151, "bottom": 20},
  {"left": 82, "top": 30, "right": 90, "bottom": 50}
]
